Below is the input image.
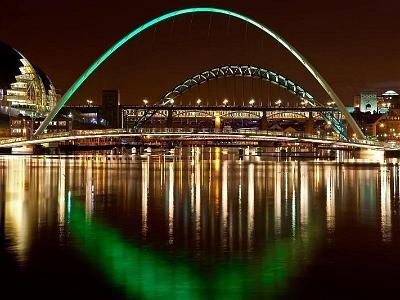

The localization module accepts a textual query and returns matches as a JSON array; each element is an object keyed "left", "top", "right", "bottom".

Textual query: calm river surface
[{"left": 1, "top": 147, "right": 400, "bottom": 299}]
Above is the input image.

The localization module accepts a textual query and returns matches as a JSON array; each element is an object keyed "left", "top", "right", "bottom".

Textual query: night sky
[{"left": 1, "top": 0, "right": 400, "bottom": 106}]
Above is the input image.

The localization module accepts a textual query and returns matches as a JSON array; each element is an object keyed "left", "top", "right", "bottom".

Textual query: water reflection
[
  {"left": 325, "top": 167, "right": 335, "bottom": 233},
  {"left": 141, "top": 158, "right": 149, "bottom": 239},
  {"left": 247, "top": 163, "right": 255, "bottom": 251},
  {"left": 5, "top": 158, "right": 28, "bottom": 263},
  {"left": 274, "top": 163, "right": 282, "bottom": 236},
  {"left": 0, "top": 150, "right": 399, "bottom": 298},
  {"left": 167, "top": 161, "right": 174, "bottom": 245},
  {"left": 300, "top": 163, "right": 309, "bottom": 230},
  {"left": 380, "top": 166, "right": 391, "bottom": 243}
]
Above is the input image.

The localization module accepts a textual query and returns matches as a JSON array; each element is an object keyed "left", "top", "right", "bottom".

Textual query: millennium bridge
[{"left": 2, "top": 7, "right": 397, "bottom": 156}]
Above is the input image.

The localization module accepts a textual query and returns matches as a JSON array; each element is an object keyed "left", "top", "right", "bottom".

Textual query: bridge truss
[{"left": 133, "top": 65, "right": 348, "bottom": 139}]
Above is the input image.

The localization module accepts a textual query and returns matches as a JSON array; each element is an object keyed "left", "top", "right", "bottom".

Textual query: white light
[
  {"left": 196, "top": 98, "right": 201, "bottom": 105},
  {"left": 223, "top": 99, "right": 229, "bottom": 105},
  {"left": 143, "top": 99, "right": 149, "bottom": 105},
  {"left": 249, "top": 99, "right": 255, "bottom": 105}
]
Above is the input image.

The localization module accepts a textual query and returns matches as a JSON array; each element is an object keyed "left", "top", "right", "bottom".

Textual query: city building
[
  {"left": 0, "top": 41, "right": 58, "bottom": 115},
  {"left": 101, "top": 90, "right": 120, "bottom": 128},
  {"left": 61, "top": 105, "right": 104, "bottom": 125},
  {"left": 350, "top": 109, "right": 384, "bottom": 137},
  {"left": 382, "top": 90, "right": 400, "bottom": 108},
  {"left": 361, "top": 91, "right": 377, "bottom": 113},
  {"left": 350, "top": 90, "right": 400, "bottom": 141},
  {"left": 375, "top": 104, "right": 400, "bottom": 141},
  {"left": 9, "top": 114, "right": 71, "bottom": 137},
  {"left": 353, "top": 90, "right": 398, "bottom": 114}
]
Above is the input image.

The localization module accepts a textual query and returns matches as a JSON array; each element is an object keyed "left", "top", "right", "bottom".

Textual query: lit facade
[
  {"left": 10, "top": 115, "right": 71, "bottom": 137},
  {"left": 0, "top": 41, "right": 58, "bottom": 115},
  {"left": 353, "top": 90, "right": 397, "bottom": 114},
  {"left": 360, "top": 91, "right": 378, "bottom": 113}
]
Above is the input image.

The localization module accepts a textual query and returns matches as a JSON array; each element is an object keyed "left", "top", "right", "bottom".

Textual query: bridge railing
[
  {"left": 129, "top": 128, "right": 389, "bottom": 148},
  {"left": 34, "top": 129, "right": 126, "bottom": 140},
  {"left": 0, "top": 137, "right": 27, "bottom": 145},
  {"left": 129, "top": 127, "right": 345, "bottom": 141},
  {"left": 0, "top": 127, "right": 392, "bottom": 149},
  {"left": 349, "top": 138, "right": 387, "bottom": 148}
]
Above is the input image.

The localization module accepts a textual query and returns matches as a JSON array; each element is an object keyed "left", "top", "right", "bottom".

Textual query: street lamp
[
  {"left": 223, "top": 99, "right": 229, "bottom": 106},
  {"left": 249, "top": 99, "right": 255, "bottom": 106},
  {"left": 275, "top": 99, "right": 282, "bottom": 106},
  {"left": 143, "top": 99, "right": 149, "bottom": 106},
  {"left": 196, "top": 98, "right": 202, "bottom": 105},
  {"left": 86, "top": 99, "right": 93, "bottom": 106},
  {"left": 301, "top": 99, "right": 308, "bottom": 106},
  {"left": 170, "top": 99, "right": 174, "bottom": 105}
]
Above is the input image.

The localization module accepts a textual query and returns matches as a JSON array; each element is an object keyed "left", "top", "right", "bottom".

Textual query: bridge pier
[
  {"left": 305, "top": 112, "right": 314, "bottom": 135},
  {"left": 260, "top": 111, "right": 268, "bottom": 130},
  {"left": 166, "top": 110, "right": 173, "bottom": 127}
]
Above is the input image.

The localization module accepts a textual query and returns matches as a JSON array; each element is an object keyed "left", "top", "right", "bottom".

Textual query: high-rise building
[{"left": 101, "top": 89, "right": 120, "bottom": 128}]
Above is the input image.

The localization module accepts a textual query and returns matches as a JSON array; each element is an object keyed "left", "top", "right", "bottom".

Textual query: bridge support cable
[{"left": 34, "top": 7, "right": 364, "bottom": 140}]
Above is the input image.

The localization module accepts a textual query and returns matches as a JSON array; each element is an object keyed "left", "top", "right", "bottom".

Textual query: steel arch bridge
[
  {"left": 163, "top": 65, "right": 314, "bottom": 102},
  {"left": 33, "top": 7, "right": 365, "bottom": 140},
  {"left": 133, "top": 65, "right": 347, "bottom": 139}
]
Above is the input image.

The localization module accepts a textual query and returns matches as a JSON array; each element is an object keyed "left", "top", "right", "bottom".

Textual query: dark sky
[{"left": 1, "top": 0, "right": 400, "bottom": 106}]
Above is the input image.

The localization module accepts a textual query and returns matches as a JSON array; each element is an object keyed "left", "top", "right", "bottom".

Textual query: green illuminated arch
[{"left": 34, "top": 7, "right": 364, "bottom": 139}]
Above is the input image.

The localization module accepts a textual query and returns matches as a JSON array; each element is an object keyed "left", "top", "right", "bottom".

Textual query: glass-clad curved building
[{"left": 0, "top": 41, "right": 57, "bottom": 115}]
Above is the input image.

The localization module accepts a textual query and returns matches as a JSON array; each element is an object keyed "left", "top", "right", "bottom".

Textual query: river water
[{"left": 0, "top": 147, "right": 399, "bottom": 299}]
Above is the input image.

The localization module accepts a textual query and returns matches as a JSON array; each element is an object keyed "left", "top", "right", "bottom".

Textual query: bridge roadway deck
[{"left": 0, "top": 128, "right": 391, "bottom": 150}]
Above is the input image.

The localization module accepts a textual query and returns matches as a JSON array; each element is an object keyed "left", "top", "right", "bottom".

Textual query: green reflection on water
[
  {"left": 69, "top": 200, "right": 202, "bottom": 299},
  {"left": 69, "top": 198, "right": 319, "bottom": 299},
  {"left": 213, "top": 238, "right": 317, "bottom": 298}
]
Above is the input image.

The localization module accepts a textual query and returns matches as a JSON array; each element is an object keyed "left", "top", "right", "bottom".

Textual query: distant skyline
[{"left": 1, "top": 0, "right": 400, "bottom": 105}]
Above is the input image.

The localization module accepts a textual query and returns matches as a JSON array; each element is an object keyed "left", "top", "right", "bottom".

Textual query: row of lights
[
  {"left": 86, "top": 98, "right": 324, "bottom": 107},
  {"left": 143, "top": 98, "right": 283, "bottom": 106}
]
